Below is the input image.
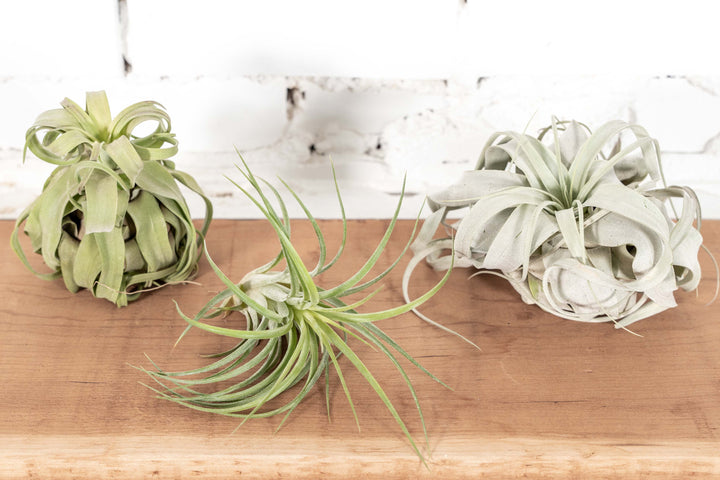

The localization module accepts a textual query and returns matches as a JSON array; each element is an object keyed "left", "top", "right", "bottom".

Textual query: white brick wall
[{"left": 2, "top": 1, "right": 720, "bottom": 219}]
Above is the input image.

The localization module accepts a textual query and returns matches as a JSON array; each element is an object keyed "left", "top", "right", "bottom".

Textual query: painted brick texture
[{"left": 1, "top": 1, "right": 719, "bottom": 219}]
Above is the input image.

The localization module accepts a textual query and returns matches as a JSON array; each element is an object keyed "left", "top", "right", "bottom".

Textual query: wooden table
[{"left": 1, "top": 219, "right": 719, "bottom": 479}]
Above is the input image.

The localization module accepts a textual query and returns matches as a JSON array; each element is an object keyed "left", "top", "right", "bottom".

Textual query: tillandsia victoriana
[
  {"left": 11, "top": 91, "right": 213, "bottom": 307},
  {"left": 142, "top": 158, "right": 453, "bottom": 464},
  {"left": 406, "top": 118, "right": 717, "bottom": 329}
]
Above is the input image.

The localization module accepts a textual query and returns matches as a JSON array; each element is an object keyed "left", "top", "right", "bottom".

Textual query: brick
[
  {"left": 0, "top": 0, "right": 121, "bottom": 78},
  {"left": 0, "top": 77, "right": 287, "bottom": 152},
  {"left": 126, "top": 0, "right": 457, "bottom": 78},
  {"left": 661, "top": 154, "right": 720, "bottom": 185},
  {"left": 380, "top": 109, "right": 495, "bottom": 191},
  {"left": 100, "top": 76, "right": 287, "bottom": 152},
  {"left": 133, "top": 76, "right": 288, "bottom": 152},
  {"left": 660, "top": 154, "right": 720, "bottom": 220},
  {"left": 474, "top": 76, "right": 645, "bottom": 133},
  {"left": 633, "top": 78, "right": 720, "bottom": 152},
  {"left": 173, "top": 151, "right": 425, "bottom": 219},
  {"left": 685, "top": 77, "right": 720, "bottom": 97},
  {"left": 292, "top": 79, "right": 447, "bottom": 134},
  {"left": 0, "top": 149, "right": 56, "bottom": 218},
  {"left": 457, "top": 1, "right": 720, "bottom": 76}
]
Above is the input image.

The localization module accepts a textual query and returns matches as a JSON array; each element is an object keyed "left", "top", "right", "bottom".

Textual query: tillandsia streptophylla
[
  {"left": 142, "top": 158, "right": 454, "bottom": 465},
  {"left": 406, "top": 118, "right": 717, "bottom": 329},
  {"left": 11, "top": 91, "right": 213, "bottom": 306}
]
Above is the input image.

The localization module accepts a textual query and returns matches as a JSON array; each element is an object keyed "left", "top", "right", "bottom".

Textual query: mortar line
[{"left": 117, "top": 0, "right": 132, "bottom": 75}]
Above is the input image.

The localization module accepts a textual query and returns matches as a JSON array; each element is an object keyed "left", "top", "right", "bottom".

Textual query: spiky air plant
[
  {"left": 406, "top": 119, "right": 716, "bottom": 329},
  {"left": 11, "top": 91, "right": 213, "bottom": 306},
  {"left": 142, "top": 159, "right": 453, "bottom": 464}
]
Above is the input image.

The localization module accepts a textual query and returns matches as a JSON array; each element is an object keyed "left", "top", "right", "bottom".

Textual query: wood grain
[{"left": 1, "top": 219, "right": 719, "bottom": 479}]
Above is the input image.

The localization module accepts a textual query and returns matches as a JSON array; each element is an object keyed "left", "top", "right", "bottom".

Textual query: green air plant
[
  {"left": 406, "top": 118, "right": 717, "bottom": 329},
  {"left": 11, "top": 91, "right": 213, "bottom": 307},
  {"left": 142, "top": 159, "right": 453, "bottom": 463}
]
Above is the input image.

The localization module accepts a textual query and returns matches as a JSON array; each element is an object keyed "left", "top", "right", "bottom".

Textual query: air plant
[
  {"left": 11, "top": 91, "right": 213, "bottom": 306},
  {"left": 142, "top": 159, "right": 453, "bottom": 463},
  {"left": 406, "top": 119, "right": 716, "bottom": 329}
]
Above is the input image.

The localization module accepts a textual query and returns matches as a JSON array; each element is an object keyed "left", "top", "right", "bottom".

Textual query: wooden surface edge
[{"left": 3, "top": 435, "right": 720, "bottom": 479}]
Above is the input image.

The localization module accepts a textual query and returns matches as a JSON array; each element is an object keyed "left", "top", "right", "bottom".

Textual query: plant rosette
[
  {"left": 407, "top": 119, "right": 715, "bottom": 329},
  {"left": 142, "top": 159, "right": 453, "bottom": 464},
  {"left": 11, "top": 91, "right": 213, "bottom": 307}
]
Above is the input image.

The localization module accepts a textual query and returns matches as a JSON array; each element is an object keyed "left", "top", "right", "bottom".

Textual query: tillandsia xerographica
[
  {"left": 11, "top": 91, "right": 213, "bottom": 307},
  {"left": 142, "top": 158, "right": 453, "bottom": 464},
  {"left": 406, "top": 118, "right": 717, "bottom": 329}
]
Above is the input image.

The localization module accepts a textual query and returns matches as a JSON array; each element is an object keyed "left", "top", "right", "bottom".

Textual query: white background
[{"left": 2, "top": 0, "right": 719, "bottom": 219}]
